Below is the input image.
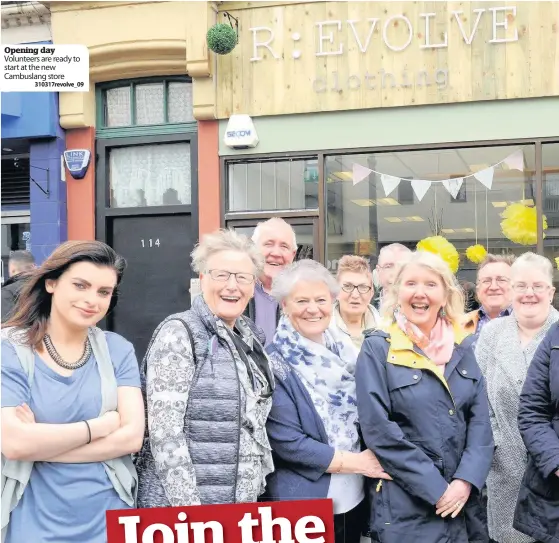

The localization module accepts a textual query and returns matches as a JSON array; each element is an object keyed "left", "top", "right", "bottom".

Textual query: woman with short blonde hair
[
  {"left": 356, "top": 251, "right": 493, "bottom": 542},
  {"left": 331, "top": 255, "right": 380, "bottom": 350}
]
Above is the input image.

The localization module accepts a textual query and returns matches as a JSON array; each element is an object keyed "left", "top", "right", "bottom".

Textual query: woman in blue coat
[
  {"left": 514, "top": 322, "right": 559, "bottom": 543},
  {"left": 264, "top": 260, "right": 392, "bottom": 543},
  {"left": 356, "top": 251, "right": 494, "bottom": 543}
]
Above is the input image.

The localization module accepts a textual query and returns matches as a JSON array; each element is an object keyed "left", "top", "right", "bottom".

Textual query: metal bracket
[
  {"left": 30, "top": 165, "right": 50, "bottom": 198},
  {"left": 223, "top": 11, "right": 239, "bottom": 41}
]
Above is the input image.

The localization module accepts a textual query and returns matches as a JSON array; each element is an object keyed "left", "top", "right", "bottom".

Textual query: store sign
[
  {"left": 250, "top": 7, "right": 518, "bottom": 94},
  {"left": 216, "top": 2, "right": 554, "bottom": 118}
]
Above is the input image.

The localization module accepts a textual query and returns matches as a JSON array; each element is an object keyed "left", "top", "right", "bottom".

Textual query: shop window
[
  {"left": 325, "top": 145, "right": 537, "bottom": 281},
  {"left": 227, "top": 158, "right": 319, "bottom": 212},
  {"left": 100, "top": 78, "right": 194, "bottom": 129},
  {"left": 109, "top": 142, "right": 191, "bottom": 208},
  {"left": 542, "top": 142, "right": 559, "bottom": 307}
]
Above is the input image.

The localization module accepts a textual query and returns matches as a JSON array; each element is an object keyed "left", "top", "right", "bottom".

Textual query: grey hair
[
  {"left": 511, "top": 252, "right": 553, "bottom": 284},
  {"left": 270, "top": 259, "right": 339, "bottom": 303},
  {"left": 379, "top": 243, "right": 412, "bottom": 258},
  {"left": 191, "top": 229, "right": 264, "bottom": 276},
  {"left": 252, "top": 217, "right": 297, "bottom": 250},
  {"left": 9, "top": 250, "right": 35, "bottom": 272}
]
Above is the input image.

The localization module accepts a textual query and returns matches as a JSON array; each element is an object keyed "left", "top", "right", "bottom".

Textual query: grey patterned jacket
[{"left": 135, "top": 295, "right": 274, "bottom": 507}]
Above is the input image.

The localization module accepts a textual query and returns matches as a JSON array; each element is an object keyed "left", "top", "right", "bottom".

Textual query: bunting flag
[
  {"left": 442, "top": 177, "right": 464, "bottom": 199},
  {"left": 473, "top": 167, "right": 494, "bottom": 190},
  {"left": 411, "top": 180, "right": 432, "bottom": 201},
  {"left": 347, "top": 149, "right": 523, "bottom": 201},
  {"left": 503, "top": 149, "right": 525, "bottom": 171},
  {"left": 380, "top": 174, "right": 401, "bottom": 197},
  {"left": 352, "top": 163, "right": 373, "bottom": 186}
]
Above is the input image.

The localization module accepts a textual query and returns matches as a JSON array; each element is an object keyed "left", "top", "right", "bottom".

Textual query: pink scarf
[{"left": 395, "top": 311, "right": 455, "bottom": 366}]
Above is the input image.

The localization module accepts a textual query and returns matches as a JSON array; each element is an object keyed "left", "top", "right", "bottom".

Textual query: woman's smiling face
[
  {"left": 397, "top": 264, "right": 447, "bottom": 334},
  {"left": 282, "top": 280, "right": 333, "bottom": 343}
]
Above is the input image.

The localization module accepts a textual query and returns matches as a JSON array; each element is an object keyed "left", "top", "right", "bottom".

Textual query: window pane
[
  {"left": 543, "top": 142, "right": 559, "bottom": 307},
  {"left": 168, "top": 82, "right": 194, "bottom": 123},
  {"left": 135, "top": 83, "right": 165, "bottom": 125},
  {"left": 226, "top": 158, "right": 318, "bottom": 212},
  {"left": 109, "top": 143, "right": 191, "bottom": 208},
  {"left": 326, "top": 146, "right": 536, "bottom": 278},
  {"left": 105, "top": 87, "right": 131, "bottom": 127}
]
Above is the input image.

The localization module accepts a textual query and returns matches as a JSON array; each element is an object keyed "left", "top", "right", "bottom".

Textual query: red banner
[{"left": 106, "top": 499, "right": 335, "bottom": 543}]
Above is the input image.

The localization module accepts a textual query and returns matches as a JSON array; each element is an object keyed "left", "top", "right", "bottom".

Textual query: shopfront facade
[
  {"left": 212, "top": 1, "right": 559, "bottom": 302},
  {"left": 1, "top": 2, "right": 65, "bottom": 281},
  {"left": 48, "top": 0, "right": 221, "bottom": 358}
]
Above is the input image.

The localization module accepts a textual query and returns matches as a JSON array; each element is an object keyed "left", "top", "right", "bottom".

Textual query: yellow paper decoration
[
  {"left": 416, "top": 236, "right": 460, "bottom": 274},
  {"left": 466, "top": 244, "right": 487, "bottom": 264},
  {"left": 500, "top": 203, "right": 547, "bottom": 246}
]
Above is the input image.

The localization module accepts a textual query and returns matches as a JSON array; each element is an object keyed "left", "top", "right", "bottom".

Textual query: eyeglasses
[
  {"left": 341, "top": 283, "right": 372, "bottom": 294},
  {"left": 378, "top": 263, "right": 395, "bottom": 270},
  {"left": 477, "top": 277, "right": 511, "bottom": 288},
  {"left": 207, "top": 269, "right": 256, "bottom": 285},
  {"left": 512, "top": 283, "right": 549, "bottom": 294}
]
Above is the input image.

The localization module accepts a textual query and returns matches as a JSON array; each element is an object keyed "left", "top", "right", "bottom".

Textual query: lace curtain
[
  {"left": 109, "top": 143, "right": 192, "bottom": 208},
  {"left": 105, "top": 82, "right": 194, "bottom": 127}
]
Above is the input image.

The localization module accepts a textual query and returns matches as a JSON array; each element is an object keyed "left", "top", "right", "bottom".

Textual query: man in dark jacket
[{"left": 2, "top": 250, "right": 35, "bottom": 321}]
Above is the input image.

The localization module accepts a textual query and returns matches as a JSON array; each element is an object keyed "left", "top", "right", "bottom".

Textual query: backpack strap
[{"left": 0, "top": 328, "right": 35, "bottom": 385}]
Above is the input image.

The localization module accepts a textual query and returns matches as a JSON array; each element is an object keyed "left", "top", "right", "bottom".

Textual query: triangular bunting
[
  {"left": 380, "top": 174, "right": 401, "bottom": 197},
  {"left": 352, "top": 163, "right": 373, "bottom": 186},
  {"left": 503, "top": 149, "right": 524, "bottom": 171},
  {"left": 474, "top": 167, "right": 494, "bottom": 190},
  {"left": 411, "top": 179, "right": 432, "bottom": 201},
  {"left": 442, "top": 178, "right": 464, "bottom": 199}
]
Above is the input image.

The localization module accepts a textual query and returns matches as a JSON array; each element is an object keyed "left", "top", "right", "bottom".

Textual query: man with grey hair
[
  {"left": 374, "top": 243, "right": 412, "bottom": 308},
  {"left": 244, "top": 217, "right": 297, "bottom": 346},
  {"left": 464, "top": 253, "right": 514, "bottom": 335},
  {"left": 2, "top": 250, "right": 36, "bottom": 321}
]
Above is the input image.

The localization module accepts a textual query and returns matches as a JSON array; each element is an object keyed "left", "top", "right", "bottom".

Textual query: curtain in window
[{"left": 109, "top": 143, "right": 192, "bottom": 207}]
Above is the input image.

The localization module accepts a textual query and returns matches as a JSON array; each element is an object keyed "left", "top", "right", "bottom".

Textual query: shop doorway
[
  {"left": 96, "top": 134, "right": 198, "bottom": 362},
  {"left": 227, "top": 216, "right": 319, "bottom": 262}
]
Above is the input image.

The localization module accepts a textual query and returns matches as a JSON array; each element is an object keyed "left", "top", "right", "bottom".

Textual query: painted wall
[
  {"left": 29, "top": 97, "right": 67, "bottom": 264},
  {"left": 219, "top": 97, "right": 559, "bottom": 156},
  {"left": 1, "top": 91, "right": 58, "bottom": 139}
]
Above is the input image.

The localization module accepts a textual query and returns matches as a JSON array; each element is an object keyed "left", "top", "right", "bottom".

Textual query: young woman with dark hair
[{"left": 1, "top": 240, "right": 145, "bottom": 543}]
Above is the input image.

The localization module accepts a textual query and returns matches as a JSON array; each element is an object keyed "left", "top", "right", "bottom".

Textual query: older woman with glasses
[
  {"left": 264, "top": 259, "right": 389, "bottom": 543},
  {"left": 136, "top": 229, "right": 275, "bottom": 507},
  {"left": 476, "top": 252, "right": 558, "bottom": 543},
  {"left": 331, "top": 255, "right": 381, "bottom": 350}
]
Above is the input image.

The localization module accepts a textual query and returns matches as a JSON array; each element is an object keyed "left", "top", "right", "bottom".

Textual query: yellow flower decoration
[
  {"left": 555, "top": 256, "right": 559, "bottom": 270},
  {"left": 416, "top": 236, "right": 460, "bottom": 274},
  {"left": 500, "top": 203, "right": 547, "bottom": 246},
  {"left": 466, "top": 244, "right": 487, "bottom": 264}
]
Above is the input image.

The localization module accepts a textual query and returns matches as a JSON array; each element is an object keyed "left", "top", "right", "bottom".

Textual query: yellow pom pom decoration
[
  {"left": 466, "top": 244, "right": 487, "bottom": 264},
  {"left": 416, "top": 236, "right": 460, "bottom": 274},
  {"left": 501, "top": 203, "right": 547, "bottom": 246}
]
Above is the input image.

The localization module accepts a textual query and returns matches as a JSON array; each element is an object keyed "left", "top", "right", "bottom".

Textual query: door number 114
[{"left": 140, "top": 239, "right": 160, "bottom": 248}]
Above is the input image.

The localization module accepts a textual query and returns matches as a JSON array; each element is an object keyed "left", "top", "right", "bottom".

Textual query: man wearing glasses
[{"left": 464, "top": 254, "right": 515, "bottom": 335}]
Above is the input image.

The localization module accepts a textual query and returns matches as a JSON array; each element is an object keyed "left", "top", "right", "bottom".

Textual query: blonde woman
[
  {"left": 331, "top": 255, "right": 380, "bottom": 350},
  {"left": 475, "top": 253, "right": 558, "bottom": 543},
  {"left": 356, "top": 251, "right": 494, "bottom": 543}
]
